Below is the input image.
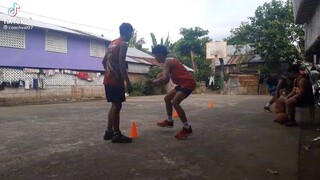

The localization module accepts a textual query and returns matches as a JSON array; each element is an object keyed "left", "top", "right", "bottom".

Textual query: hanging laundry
[
  {"left": 23, "top": 68, "right": 40, "bottom": 74},
  {"left": 33, "top": 78, "right": 38, "bottom": 90},
  {"left": 48, "top": 70, "right": 56, "bottom": 76},
  {"left": 76, "top": 72, "right": 89, "bottom": 80},
  {"left": 19, "top": 80, "right": 25, "bottom": 87},
  {"left": 25, "top": 80, "right": 30, "bottom": 90}
]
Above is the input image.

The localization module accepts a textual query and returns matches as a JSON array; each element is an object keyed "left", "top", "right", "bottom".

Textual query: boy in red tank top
[
  {"left": 150, "top": 45, "right": 196, "bottom": 140},
  {"left": 102, "top": 23, "right": 133, "bottom": 143}
]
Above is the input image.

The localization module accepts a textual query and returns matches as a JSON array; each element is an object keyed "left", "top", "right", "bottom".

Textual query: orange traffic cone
[
  {"left": 209, "top": 100, "right": 213, "bottom": 108},
  {"left": 129, "top": 121, "right": 138, "bottom": 138},
  {"left": 173, "top": 110, "right": 179, "bottom": 118}
]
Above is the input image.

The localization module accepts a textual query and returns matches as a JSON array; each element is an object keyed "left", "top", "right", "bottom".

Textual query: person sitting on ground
[{"left": 274, "top": 64, "right": 313, "bottom": 127}]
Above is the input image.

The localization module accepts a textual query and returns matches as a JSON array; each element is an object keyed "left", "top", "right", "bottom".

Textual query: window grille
[
  {"left": 90, "top": 39, "right": 105, "bottom": 58},
  {"left": 0, "top": 29, "right": 25, "bottom": 49},
  {"left": 45, "top": 31, "right": 67, "bottom": 53}
]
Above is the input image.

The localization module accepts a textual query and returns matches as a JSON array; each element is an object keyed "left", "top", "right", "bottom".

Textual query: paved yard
[{"left": 0, "top": 95, "right": 308, "bottom": 179}]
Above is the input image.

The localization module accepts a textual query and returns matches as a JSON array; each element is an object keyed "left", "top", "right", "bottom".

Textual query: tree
[
  {"left": 172, "top": 27, "right": 212, "bottom": 82},
  {"left": 129, "top": 29, "right": 146, "bottom": 50},
  {"left": 150, "top": 32, "right": 173, "bottom": 52},
  {"left": 225, "top": 0, "right": 304, "bottom": 72}
]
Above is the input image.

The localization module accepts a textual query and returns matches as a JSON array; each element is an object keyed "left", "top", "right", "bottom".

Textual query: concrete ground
[{"left": 0, "top": 94, "right": 319, "bottom": 179}]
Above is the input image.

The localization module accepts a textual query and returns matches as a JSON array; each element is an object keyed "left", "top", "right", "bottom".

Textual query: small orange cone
[
  {"left": 209, "top": 100, "right": 213, "bottom": 108},
  {"left": 173, "top": 110, "right": 179, "bottom": 118},
  {"left": 129, "top": 121, "right": 138, "bottom": 138}
]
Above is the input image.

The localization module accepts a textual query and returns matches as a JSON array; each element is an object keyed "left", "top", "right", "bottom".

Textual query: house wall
[
  {"left": 226, "top": 74, "right": 260, "bottom": 95},
  {"left": 305, "top": 2, "right": 320, "bottom": 52},
  {"left": 0, "top": 68, "right": 105, "bottom": 100},
  {"left": 128, "top": 63, "right": 150, "bottom": 74},
  {"left": 0, "top": 68, "right": 158, "bottom": 101},
  {"left": 0, "top": 27, "right": 106, "bottom": 71}
]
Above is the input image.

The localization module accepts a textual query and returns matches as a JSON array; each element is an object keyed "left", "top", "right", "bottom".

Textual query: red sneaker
[
  {"left": 157, "top": 120, "right": 173, "bottom": 128},
  {"left": 175, "top": 127, "right": 193, "bottom": 140}
]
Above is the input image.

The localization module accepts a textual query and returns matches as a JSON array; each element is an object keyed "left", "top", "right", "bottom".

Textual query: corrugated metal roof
[
  {"left": 215, "top": 55, "right": 263, "bottom": 66},
  {"left": 0, "top": 12, "right": 111, "bottom": 41},
  {"left": 127, "top": 47, "right": 154, "bottom": 58}
]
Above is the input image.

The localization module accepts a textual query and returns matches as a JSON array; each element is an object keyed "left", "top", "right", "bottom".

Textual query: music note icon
[{"left": 8, "top": 2, "right": 20, "bottom": 17}]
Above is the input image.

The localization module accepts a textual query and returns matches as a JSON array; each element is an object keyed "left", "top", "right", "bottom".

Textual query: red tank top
[
  {"left": 103, "top": 38, "right": 125, "bottom": 87},
  {"left": 169, "top": 58, "right": 196, "bottom": 90}
]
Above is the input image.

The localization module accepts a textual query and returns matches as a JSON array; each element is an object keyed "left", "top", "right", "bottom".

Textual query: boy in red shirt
[
  {"left": 150, "top": 45, "right": 196, "bottom": 140},
  {"left": 102, "top": 23, "right": 133, "bottom": 143}
]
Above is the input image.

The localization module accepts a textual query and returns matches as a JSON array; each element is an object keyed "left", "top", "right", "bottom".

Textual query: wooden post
[
  {"left": 190, "top": 50, "right": 197, "bottom": 72},
  {"left": 219, "top": 58, "right": 224, "bottom": 92}
]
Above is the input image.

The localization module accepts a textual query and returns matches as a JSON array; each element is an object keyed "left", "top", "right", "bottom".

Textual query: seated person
[
  {"left": 274, "top": 64, "right": 313, "bottom": 126},
  {"left": 264, "top": 74, "right": 279, "bottom": 112},
  {"left": 264, "top": 73, "right": 293, "bottom": 112}
]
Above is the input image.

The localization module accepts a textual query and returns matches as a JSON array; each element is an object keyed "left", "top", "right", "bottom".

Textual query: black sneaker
[
  {"left": 264, "top": 106, "right": 272, "bottom": 112},
  {"left": 284, "top": 121, "right": 297, "bottom": 127},
  {"left": 112, "top": 132, "right": 132, "bottom": 143},
  {"left": 103, "top": 130, "right": 114, "bottom": 140}
]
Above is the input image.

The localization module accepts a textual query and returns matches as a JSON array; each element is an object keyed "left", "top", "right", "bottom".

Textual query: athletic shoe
[
  {"left": 264, "top": 106, "right": 272, "bottom": 112},
  {"left": 284, "top": 121, "right": 297, "bottom": 127},
  {"left": 112, "top": 132, "right": 132, "bottom": 143},
  {"left": 175, "top": 126, "right": 193, "bottom": 140},
  {"left": 157, "top": 120, "right": 173, "bottom": 128},
  {"left": 103, "top": 130, "right": 113, "bottom": 140}
]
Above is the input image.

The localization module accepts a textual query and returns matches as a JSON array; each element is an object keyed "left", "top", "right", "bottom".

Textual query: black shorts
[
  {"left": 174, "top": 86, "right": 193, "bottom": 97},
  {"left": 104, "top": 85, "right": 125, "bottom": 103}
]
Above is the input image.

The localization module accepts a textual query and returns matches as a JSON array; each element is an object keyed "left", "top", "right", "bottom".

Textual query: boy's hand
[{"left": 127, "top": 83, "right": 133, "bottom": 94}]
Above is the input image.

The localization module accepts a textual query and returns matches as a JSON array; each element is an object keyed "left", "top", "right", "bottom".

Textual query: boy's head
[
  {"left": 287, "top": 64, "right": 301, "bottom": 78},
  {"left": 119, "top": 23, "right": 133, "bottom": 42},
  {"left": 152, "top": 45, "right": 168, "bottom": 63}
]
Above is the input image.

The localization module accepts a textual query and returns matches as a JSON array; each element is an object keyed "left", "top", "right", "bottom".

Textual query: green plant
[{"left": 130, "top": 81, "right": 144, "bottom": 96}]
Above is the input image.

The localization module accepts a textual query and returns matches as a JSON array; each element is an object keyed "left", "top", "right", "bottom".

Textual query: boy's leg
[
  {"left": 164, "top": 89, "right": 177, "bottom": 117},
  {"left": 111, "top": 102, "right": 122, "bottom": 132},
  {"left": 171, "top": 88, "right": 193, "bottom": 140},
  {"left": 104, "top": 85, "right": 131, "bottom": 143},
  {"left": 157, "top": 88, "right": 176, "bottom": 127},
  {"left": 284, "top": 97, "right": 298, "bottom": 127},
  {"left": 171, "top": 91, "right": 188, "bottom": 124}
]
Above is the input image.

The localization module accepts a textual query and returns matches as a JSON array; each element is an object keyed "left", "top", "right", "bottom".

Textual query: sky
[{"left": 0, "top": 0, "right": 273, "bottom": 50}]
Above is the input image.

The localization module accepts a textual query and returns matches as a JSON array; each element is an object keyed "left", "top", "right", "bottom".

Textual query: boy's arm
[
  {"left": 293, "top": 78, "right": 308, "bottom": 100},
  {"left": 102, "top": 51, "right": 109, "bottom": 71},
  {"left": 153, "top": 60, "right": 171, "bottom": 86},
  {"left": 119, "top": 42, "right": 132, "bottom": 93},
  {"left": 275, "top": 79, "right": 283, "bottom": 100}
]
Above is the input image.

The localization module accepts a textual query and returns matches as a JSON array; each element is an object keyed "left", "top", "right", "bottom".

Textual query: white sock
[
  {"left": 265, "top": 103, "right": 270, "bottom": 107},
  {"left": 167, "top": 116, "right": 173, "bottom": 122},
  {"left": 183, "top": 121, "right": 190, "bottom": 129}
]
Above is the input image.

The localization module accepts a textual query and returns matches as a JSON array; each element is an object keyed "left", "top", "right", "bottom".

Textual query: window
[
  {"left": 0, "top": 29, "right": 25, "bottom": 49},
  {"left": 45, "top": 31, "right": 67, "bottom": 53},
  {"left": 90, "top": 39, "right": 105, "bottom": 58}
]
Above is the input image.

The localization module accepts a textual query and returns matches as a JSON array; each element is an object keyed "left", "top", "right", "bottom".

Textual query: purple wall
[{"left": 0, "top": 28, "right": 109, "bottom": 72}]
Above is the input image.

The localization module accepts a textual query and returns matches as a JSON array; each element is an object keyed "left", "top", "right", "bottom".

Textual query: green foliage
[
  {"left": 173, "top": 27, "right": 210, "bottom": 57},
  {"left": 150, "top": 32, "right": 173, "bottom": 52},
  {"left": 129, "top": 29, "right": 146, "bottom": 50},
  {"left": 147, "top": 66, "right": 163, "bottom": 79},
  {"left": 172, "top": 27, "right": 212, "bottom": 82},
  {"left": 225, "top": 0, "right": 304, "bottom": 73},
  {"left": 130, "top": 81, "right": 144, "bottom": 96}
]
